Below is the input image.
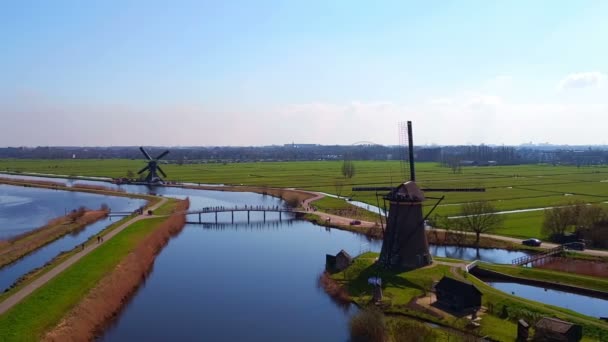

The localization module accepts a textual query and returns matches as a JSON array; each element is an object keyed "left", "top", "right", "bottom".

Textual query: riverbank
[
  {"left": 0, "top": 209, "right": 108, "bottom": 269},
  {"left": 327, "top": 252, "right": 608, "bottom": 341},
  {"left": 43, "top": 199, "right": 189, "bottom": 341},
  {"left": 0, "top": 198, "right": 181, "bottom": 341},
  {"left": 472, "top": 263, "right": 608, "bottom": 297}
]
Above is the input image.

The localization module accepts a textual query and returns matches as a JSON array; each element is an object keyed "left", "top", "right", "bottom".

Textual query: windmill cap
[{"left": 392, "top": 181, "right": 425, "bottom": 201}]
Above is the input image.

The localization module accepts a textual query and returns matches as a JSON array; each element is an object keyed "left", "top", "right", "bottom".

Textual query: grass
[
  {"left": 0, "top": 217, "right": 164, "bottom": 341},
  {"left": 2, "top": 160, "right": 608, "bottom": 239},
  {"left": 476, "top": 263, "right": 608, "bottom": 293},
  {"left": 152, "top": 198, "right": 181, "bottom": 216},
  {"left": 334, "top": 253, "right": 608, "bottom": 341},
  {"left": 310, "top": 196, "right": 381, "bottom": 222}
]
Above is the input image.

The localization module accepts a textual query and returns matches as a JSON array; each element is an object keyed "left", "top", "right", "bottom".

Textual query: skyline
[{"left": 1, "top": 1, "right": 607, "bottom": 147}]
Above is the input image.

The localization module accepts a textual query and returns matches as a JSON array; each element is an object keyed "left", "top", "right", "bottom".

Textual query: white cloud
[{"left": 558, "top": 72, "right": 606, "bottom": 89}]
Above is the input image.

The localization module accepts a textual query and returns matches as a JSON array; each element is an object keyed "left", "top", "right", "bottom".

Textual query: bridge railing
[{"left": 511, "top": 245, "right": 564, "bottom": 266}]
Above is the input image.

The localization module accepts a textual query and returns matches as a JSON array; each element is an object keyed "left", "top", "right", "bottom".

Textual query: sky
[{"left": 1, "top": 0, "right": 607, "bottom": 147}]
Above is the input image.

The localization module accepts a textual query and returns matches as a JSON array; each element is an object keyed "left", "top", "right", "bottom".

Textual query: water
[
  {"left": 429, "top": 245, "right": 529, "bottom": 264},
  {"left": 0, "top": 217, "right": 129, "bottom": 291},
  {"left": 486, "top": 281, "right": 608, "bottom": 318},
  {"left": 100, "top": 188, "right": 376, "bottom": 342},
  {"left": 0, "top": 184, "right": 146, "bottom": 239},
  {"left": 0, "top": 184, "right": 147, "bottom": 290}
]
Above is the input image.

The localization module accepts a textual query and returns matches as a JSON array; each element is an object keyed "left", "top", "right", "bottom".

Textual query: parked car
[
  {"left": 565, "top": 241, "right": 586, "bottom": 251},
  {"left": 522, "top": 238, "right": 542, "bottom": 247},
  {"left": 349, "top": 220, "right": 361, "bottom": 226}
]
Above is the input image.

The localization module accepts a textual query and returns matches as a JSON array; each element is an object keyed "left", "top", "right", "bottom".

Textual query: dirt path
[
  {"left": 0, "top": 198, "right": 168, "bottom": 315},
  {"left": 301, "top": 191, "right": 378, "bottom": 228}
]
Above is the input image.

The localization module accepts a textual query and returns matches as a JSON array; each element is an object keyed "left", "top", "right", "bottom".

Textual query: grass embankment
[
  {"left": 4, "top": 160, "right": 608, "bottom": 239},
  {"left": 0, "top": 199, "right": 189, "bottom": 342},
  {"left": 309, "top": 196, "right": 381, "bottom": 222},
  {"left": 0, "top": 210, "right": 108, "bottom": 269},
  {"left": 331, "top": 253, "right": 608, "bottom": 341},
  {"left": 476, "top": 263, "right": 608, "bottom": 293}
]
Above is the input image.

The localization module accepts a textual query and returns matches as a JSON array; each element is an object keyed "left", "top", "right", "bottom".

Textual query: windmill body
[
  {"left": 379, "top": 181, "right": 432, "bottom": 269},
  {"left": 137, "top": 147, "right": 169, "bottom": 184}
]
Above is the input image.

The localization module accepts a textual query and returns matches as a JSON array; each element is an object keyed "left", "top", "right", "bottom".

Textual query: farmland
[{"left": 2, "top": 159, "right": 608, "bottom": 239}]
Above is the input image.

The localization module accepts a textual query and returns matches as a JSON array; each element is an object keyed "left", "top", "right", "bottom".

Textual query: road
[
  {"left": 301, "top": 190, "right": 608, "bottom": 258},
  {"left": 0, "top": 198, "right": 168, "bottom": 315}
]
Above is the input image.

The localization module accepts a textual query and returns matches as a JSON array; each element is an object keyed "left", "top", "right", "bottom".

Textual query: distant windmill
[
  {"left": 352, "top": 122, "right": 484, "bottom": 269},
  {"left": 137, "top": 147, "right": 169, "bottom": 184}
]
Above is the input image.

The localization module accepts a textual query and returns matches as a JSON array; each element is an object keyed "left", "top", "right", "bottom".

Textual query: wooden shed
[
  {"left": 435, "top": 276, "right": 482, "bottom": 312},
  {"left": 325, "top": 249, "right": 353, "bottom": 272},
  {"left": 533, "top": 317, "right": 582, "bottom": 342}
]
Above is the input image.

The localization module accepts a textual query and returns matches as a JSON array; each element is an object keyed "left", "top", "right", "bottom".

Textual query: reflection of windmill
[
  {"left": 353, "top": 122, "right": 484, "bottom": 269},
  {"left": 137, "top": 147, "right": 169, "bottom": 184}
]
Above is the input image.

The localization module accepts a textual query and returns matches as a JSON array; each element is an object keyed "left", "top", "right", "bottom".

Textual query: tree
[
  {"left": 542, "top": 206, "right": 573, "bottom": 239},
  {"left": 458, "top": 201, "right": 503, "bottom": 245},
  {"left": 341, "top": 157, "right": 356, "bottom": 179}
]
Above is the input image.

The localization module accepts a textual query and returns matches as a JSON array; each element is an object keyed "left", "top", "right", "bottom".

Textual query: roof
[
  {"left": 336, "top": 249, "right": 352, "bottom": 259},
  {"left": 535, "top": 317, "right": 577, "bottom": 334},
  {"left": 435, "top": 276, "right": 482, "bottom": 295}
]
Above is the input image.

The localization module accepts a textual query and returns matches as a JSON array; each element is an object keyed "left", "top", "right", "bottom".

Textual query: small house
[
  {"left": 325, "top": 249, "right": 353, "bottom": 271},
  {"left": 533, "top": 317, "right": 582, "bottom": 342},
  {"left": 435, "top": 276, "right": 482, "bottom": 312}
]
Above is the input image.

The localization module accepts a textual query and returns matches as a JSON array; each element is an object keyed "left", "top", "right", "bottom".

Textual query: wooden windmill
[{"left": 352, "top": 122, "right": 484, "bottom": 269}]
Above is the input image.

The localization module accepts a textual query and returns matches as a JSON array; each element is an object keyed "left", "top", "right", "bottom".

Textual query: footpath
[{"left": 0, "top": 198, "right": 168, "bottom": 315}]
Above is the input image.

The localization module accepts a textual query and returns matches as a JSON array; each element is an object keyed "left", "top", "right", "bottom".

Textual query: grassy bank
[
  {"left": 332, "top": 253, "right": 608, "bottom": 341},
  {"left": 0, "top": 197, "right": 185, "bottom": 342},
  {"left": 0, "top": 218, "right": 167, "bottom": 341},
  {"left": 0, "top": 210, "right": 108, "bottom": 269},
  {"left": 43, "top": 200, "right": 188, "bottom": 340}
]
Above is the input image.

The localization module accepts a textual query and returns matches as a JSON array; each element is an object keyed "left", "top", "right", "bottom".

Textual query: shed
[
  {"left": 435, "top": 276, "right": 482, "bottom": 312},
  {"left": 325, "top": 249, "right": 353, "bottom": 272},
  {"left": 533, "top": 317, "right": 582, "bottom": 342}
]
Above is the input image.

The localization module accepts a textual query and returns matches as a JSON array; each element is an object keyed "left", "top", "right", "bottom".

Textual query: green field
[{"left": 2, "top": 159, "right": 608, "bottom": 239}]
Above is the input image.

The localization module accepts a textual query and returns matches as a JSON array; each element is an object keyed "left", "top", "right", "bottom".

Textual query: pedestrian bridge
[{"left": 184, "top": 205, "right": 305, "bottom": 223}]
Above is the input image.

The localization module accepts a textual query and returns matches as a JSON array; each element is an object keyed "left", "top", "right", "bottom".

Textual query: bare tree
[{"left": 458, "top": 201, "right": 503, "bottom": 246}]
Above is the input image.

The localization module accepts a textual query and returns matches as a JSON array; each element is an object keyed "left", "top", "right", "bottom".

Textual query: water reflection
[{"left": 429, "top": 245, "right": 529, "bottom": 264}]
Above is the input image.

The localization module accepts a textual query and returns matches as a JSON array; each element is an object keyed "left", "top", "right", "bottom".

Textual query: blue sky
[{"left": 1, "top": 1, "right": 606, "bottom": 146}]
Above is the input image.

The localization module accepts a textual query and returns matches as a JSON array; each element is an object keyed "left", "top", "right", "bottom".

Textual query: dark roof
[
  {"left": 336, "top": 250, "right": 352, "bottom": 259},
  {"left": 535, "top": 317, "right": 577, "bottom": 334},
  {"left": 435, "top": 276, "right": 482, "bottom": 295}
]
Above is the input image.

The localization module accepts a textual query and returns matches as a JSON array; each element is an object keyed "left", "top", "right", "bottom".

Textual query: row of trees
[{"left": 542, "top": 201, "right": 608, "bottom": 248}]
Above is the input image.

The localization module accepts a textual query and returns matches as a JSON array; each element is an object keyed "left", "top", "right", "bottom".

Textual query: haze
[{"left": 1, "top": 1, "right": 606, "bottom": 147}]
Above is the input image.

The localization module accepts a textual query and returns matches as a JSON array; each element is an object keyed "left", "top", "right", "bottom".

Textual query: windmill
[
  {"left": 137, "top": 147, "right": 169, "bottom": 184},
  {"left": 352, "top": 122, "right": 484, "bottom": 269}
]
